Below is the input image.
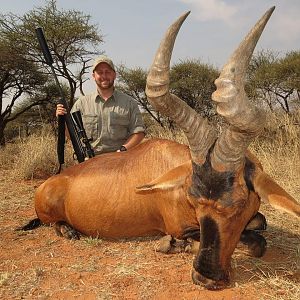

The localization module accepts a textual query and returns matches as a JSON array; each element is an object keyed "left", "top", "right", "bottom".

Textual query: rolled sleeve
[{"left": 129, "top": 102, "right": 145, "bottom": 135}]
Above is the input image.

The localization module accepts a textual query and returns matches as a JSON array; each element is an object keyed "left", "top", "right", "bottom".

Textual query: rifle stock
[
  {"left": 72, "top": 111, "right": 95, "bottom": 159},
  {"left": 35, "top": 27, "right": 94, "bottom": 165}
]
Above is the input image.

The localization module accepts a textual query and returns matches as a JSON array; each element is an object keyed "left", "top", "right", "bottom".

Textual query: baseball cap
[{"left": 92, "top": 55, "right": 115, "bottom": 72}]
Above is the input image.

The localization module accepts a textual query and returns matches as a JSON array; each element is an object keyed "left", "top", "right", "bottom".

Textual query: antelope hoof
[
  {"left": 55, "top": 221, "right": 80, "bottom": 240},
  {"left": 191, "top": 268, "right": 229, "bottom": 290},
  {"left": 157, "top": 235, "right": 192, "bottom": 253},
  {"left": 248, "top": 234, "right": 267, "bottom": 257},
  {"left": 245, "top": 212, "right": 267, "bottom": 231},
  {"left": 240, "top": 230, "right": 267, "bottom": 257}
]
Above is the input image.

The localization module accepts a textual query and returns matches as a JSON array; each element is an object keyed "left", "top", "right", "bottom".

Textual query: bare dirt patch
[{"left": 0, "top": 169, "right": 299, "bottom": 299}]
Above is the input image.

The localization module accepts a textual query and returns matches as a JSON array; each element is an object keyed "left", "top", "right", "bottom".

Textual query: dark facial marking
[
  {"left": 189, "top": 148, "right": 235, "bottom": 204},
  {"left": 244, "top": 157, "right": 256, "bottom": 191},
  {"left": 193, "top": 216, "right": 226, "bottom": 281}
]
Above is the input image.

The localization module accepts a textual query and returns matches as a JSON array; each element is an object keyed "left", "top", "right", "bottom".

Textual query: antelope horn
[
  {"left": 211, "top": 6, "right": 275, "bottom": 172},
  {"left": 146, "top": 12, "right": 217, "bottom": 165}
]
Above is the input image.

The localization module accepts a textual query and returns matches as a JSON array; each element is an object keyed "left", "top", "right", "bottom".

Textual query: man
[{"left": 56, "top": 55, "right": 145, "bottom": 154}]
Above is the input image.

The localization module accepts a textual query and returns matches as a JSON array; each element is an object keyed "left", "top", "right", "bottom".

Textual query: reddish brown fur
[
  {"left": 35, "top": 137, "right": 299, "bottom": 241},
  {"left": 35, "top": 139, "right": 198, "bottom": 239}
]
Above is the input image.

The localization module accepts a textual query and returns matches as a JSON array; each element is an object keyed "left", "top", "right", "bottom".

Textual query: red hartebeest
[{"left": 20, "top": 7, "right": 300, "bottom": 290}]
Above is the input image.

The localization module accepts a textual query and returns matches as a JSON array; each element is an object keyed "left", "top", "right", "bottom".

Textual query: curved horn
[
  {"left": 211, "top": 6, "right": 275, "bottom": 172},
  {"left": 146, "top": 12, "right": 216, "bottom": 165}
]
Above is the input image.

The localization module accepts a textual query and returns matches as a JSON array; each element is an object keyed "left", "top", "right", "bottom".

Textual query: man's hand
[
  {"left": 56, "top": 104, "right": 67, "bottom": 117},
  {"left": 116, "top": 145, "right": 127, "bottom": 152}
]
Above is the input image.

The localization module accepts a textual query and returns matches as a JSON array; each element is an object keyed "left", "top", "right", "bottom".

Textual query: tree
[
  {"left": 117, "top": 65, "right": 164, "bottom": 126},
  {"left": 0, "top": 35, "right": 49, "bottom": 146},
  {"left": 276, "top": 51, "right": 300, "bottom": 110},
  {"left": 0, "top": 0, "right": 104, "bottom": 106},
  {"left": 283, "top": 51, "right": 300, "bottom": 93},
  {"left": 0, "top": 0, "right": 104, "bottom": 146},
  {"left": 7, "top": 82, "right": 70, "bottom": 141},
  {"left": 247, "top": 50, "right": 300, "bottom": 113},
  {"left": 170, "top": 59, "right": 219, "bottom": 119}
]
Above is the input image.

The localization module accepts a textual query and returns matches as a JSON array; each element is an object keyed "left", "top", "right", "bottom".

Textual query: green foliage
[
  {"left": 170, "top": 59, "right": 219, "bottom": 118},
  {"left": 0, "top": 33, "right": 48, "bottom": 145},
  {"left": 117, "top": 65, "right": 147, "bottom": 106},
  {"left": 117, "top": 65, "right": 165, "bottom": 126},
  {"left": 247, "top": 50, "right": 300, "bottom": 113},
  {"left": 7, "top": 82, "right": 71, "bottom": 141},
  {"left": 277, "top": 51, "right": 300, "bottom": 92}
]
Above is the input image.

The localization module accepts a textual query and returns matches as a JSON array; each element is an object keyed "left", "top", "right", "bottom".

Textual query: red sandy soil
[{"left": 0, "top": 169, "right": 299, "bottom": 299}]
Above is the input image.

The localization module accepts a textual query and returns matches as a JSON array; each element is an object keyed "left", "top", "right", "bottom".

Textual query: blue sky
[{"left": 2, "top": 0, "right": 300, "bottom": 93}]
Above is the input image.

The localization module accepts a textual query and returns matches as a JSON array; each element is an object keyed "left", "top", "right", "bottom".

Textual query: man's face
[{"left": 93, "top": 63, "right": 116, "bottom": 90}]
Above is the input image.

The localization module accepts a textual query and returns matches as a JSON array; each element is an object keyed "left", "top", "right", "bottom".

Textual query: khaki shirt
[{"left": 71, "top": 90, "right": 145, "bottom": 154}]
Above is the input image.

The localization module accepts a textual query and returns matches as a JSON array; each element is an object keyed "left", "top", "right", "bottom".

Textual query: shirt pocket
[
  {"left": 81, "top": 114, "right": 98, "bottom": 141},
  {"left": 109, "top": 112, "right": 129, "bottom": 140}
]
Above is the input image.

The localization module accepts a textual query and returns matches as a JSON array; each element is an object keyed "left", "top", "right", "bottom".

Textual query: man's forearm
[{"left": 123, "top": 132, "right": 145, "bottom": 150}]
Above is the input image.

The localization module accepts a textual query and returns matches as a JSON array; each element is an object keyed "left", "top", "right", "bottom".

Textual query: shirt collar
[{"left": 94, "top": 89, "right": 116, "bottom": 103}]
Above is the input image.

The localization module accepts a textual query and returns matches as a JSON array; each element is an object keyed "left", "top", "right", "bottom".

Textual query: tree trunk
[
  {"left": 284, "top": 98, "right": 290, "bottom": 114},
  {"left": 0, "top": 124, "right": 6, "bottom": 147}
]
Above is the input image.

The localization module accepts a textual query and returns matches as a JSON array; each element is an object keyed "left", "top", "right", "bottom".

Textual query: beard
[{"left": 97, "top": 79, "right": 114, "bottom": 90}]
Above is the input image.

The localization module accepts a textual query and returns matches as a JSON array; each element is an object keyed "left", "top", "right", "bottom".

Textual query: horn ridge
[
  {"left": 211, "top": 7, "right": 275, "bottom": 172},
  {"left": 146, "top": 11, "right": 216, "bottom": 164}
]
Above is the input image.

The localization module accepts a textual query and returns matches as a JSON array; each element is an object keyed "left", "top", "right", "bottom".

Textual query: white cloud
[{"left": 178, "top": 0, "right": 238, "bottom": 22}]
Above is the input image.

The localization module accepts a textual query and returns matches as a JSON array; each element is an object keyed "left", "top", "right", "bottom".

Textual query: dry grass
[
  {"left": 251, "top": 110, "right": 300, "bottom": 198},
  {"left": 0, "top": 126, "right": 75, "bottom": 179},
  {"left": 247, "top": 111, "right": 300, "bottom": 299}
]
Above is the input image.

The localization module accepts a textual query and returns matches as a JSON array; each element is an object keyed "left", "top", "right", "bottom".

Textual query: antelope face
[{"left": 188, "top": 158, "right": 260, "bottom": 289}]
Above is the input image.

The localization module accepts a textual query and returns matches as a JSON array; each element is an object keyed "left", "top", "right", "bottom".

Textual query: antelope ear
[
  {"left": 253, "top": 169, "right": 300, "bottom": 218},
  {"left": 136, "top": 161, "right": 192, "bottom": 192}
]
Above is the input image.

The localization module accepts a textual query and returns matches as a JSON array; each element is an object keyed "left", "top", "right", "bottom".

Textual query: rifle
[{"left": 35, "top": 27, "right": 95, "bottom": 169}]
